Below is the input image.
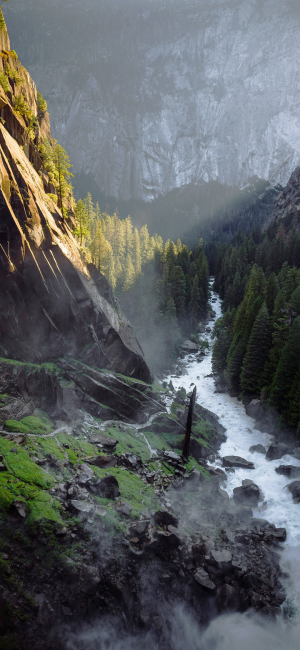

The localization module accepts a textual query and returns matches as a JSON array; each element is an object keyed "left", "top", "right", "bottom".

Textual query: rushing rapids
[{"left": 165, "top": 281, "right": 300, "bottom": 614}]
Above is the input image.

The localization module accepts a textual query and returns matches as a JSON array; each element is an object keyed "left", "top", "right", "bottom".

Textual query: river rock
[
  {"left": 223, "top": 456, "right": 255, "bottom": 469},
  {"left": 286, "top": 480, "right": 300, "bottom": 503},
  {"left": 211, "top": 549, "right": 232, "bottom": 568},
  {"left": 194, "top": 568, "right": 216, "bottom": 590},
  {"left": 115, "top": 499, "right": 132, "bottom": 516},
  {"left": 233, "top": 482, "right": 260, "bottom": 507},
  {"left": 249, "top": 444, "right": 266, "bottom": 454},
  {"left": 246, "top": 399, "right": 265, "bottom": 421},
  {"left": 13, "top": 499, "right": 26, "bottom": 517},
  {"left": 275, "top": 465, "right": 300, "bottom": 478},
  {"left": 163, "top": 451, "right": 181, "bottom": 462},
  {"left": 77, "top": 463, "right": 95, "bottom": 485},
  {"left": 266, "top": 443, "right": 293, "bottom": 460},
  {"left": 155, "top": 530, "right": 181, "bottom": 548},
  {"left": 181, "top": 340, "right": 199, "bottom": 353},
  {"left": 87, "top": 455, "right": 117, "bottom": 469}
]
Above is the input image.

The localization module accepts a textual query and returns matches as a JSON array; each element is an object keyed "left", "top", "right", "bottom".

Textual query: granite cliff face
[
  {"left": 263, "top": 165, "right": 300, "bottom": 231},
  {"left": 0, "top": 15, "right": 152, "bottom": 427},
  {"left": 3, "top": 0, "right": 300, "bottom": 201}
]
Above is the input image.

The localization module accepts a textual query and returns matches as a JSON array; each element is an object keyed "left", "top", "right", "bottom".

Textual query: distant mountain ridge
[{"left": 3, "top": 0, "right": 300, "bottom": 201}]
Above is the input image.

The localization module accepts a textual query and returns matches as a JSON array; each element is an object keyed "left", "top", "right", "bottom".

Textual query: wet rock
[
  {"left": 13, "top": 499, "right": 27, "bottom": 517},
  {"left": 115, "top": 499, "right": 132, "bottom": 516},
  {"left": 88, "top": 455, "right": 117, "bottom": 469},
  {"left": 249, "top": 444, "right": 266, "bottom": 454},
  {"left": 266, "top": 443, "right": 292, "bottom": 461},
  {"left": 119, "top": 453, "right": 143, "bottom": 470},
  {"left": 194, "top": 568, "right": 216, "bottom": 590},
  {"left": 34, "top": 593, "right": 54, "bottom": 627},
  {"left": 286, "top": 480, "right": 300, "bottom": 503},
  {"left": 163, "top": 451, "right": 181, "bottom": 463},
  {"left": 77, "top": 463, "right": 95, "bottom": 485},
  {"left": 217, "top": 584, "right": 239, "bottom": 612},
  {"left": 181, "top": 340, "right": 199, "bottom": 353},
  {"left": 80, "top": 564, "right": 101, "bottom": 596},
  {"left": 129, "top": 520, "right": 149, "bottom": 538},
  {"left": 70, "top": 500, "right": 94, "bottom": 516},
  {"left": 154, "top": 510, "right": 178, "bottom": 527},
  {"left": 62, "top": 605, "right": 73, "bottom": 616},
  {"left": 246, "top": 399, "right": 265, "bottom": 421},
  {"left": 0, "top": 461, "right": 7, "bottom": 472},
  {"left": 94, "top": 505, "right": 107, "bottom": 517},
  {"left": 223, "top": 456, "right": 255, "bottom": 469},
  {"left": 4, "top": 433, "right": 27, "bottom": 445},
  {"left": 89, "top": 432, "right": 118, "bottom": 449},
  {"left": 276, "top": 465, "right": 300, "bottom": 478},
  {"left": 155, "top": 530, "right": 181, "bottom": 548},
  {"left": 207, "top": 466, "right": 227, "bottom": 478},
  {"left": 89, "top": 475, "right": 120, "bottom": 499},
  {"left": 263, "top": 527, "right": 286, "bottom": 542},
  {"left": 233, "top": 483, "right": 260, "bottom": 507},
  {"left": 218, "top": 488, "right": 229, "bottom": 500},
  {"left": 210, "top": 549, "right": 232, "bottom": 569}
]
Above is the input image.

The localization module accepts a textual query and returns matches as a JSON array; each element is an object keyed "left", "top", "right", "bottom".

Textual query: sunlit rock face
[{"left": 5, "top": 0, "right": 300, "bottom": 200}]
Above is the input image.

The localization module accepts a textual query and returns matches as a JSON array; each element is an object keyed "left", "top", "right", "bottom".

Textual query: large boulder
[
  {"left": 286, "top": 481, "right": 300, "bottom": 503},
  {"left": 88, "top": 475, "right": 120, "bottom": 500},
  {"left": 266, "top": 443, "right": 293, "bottom": 461},
  {"left": 194, "top": 568, "right": 216, "bottom": 590},
  {"left": 246, "top": 399, "right": 265, "bottom": 421},
  {"left": 249, "top": 444, "right": 266, "bottom": 455},
  {"left": 275, "top": 465, "right": 300, "bottom": 478},
  {"left": 223, "top": 456, "right": 255, "bottom": 469},
  {"left": 233, "top": 482, "right": 260, "bottom": 507},
  {"left": 217, "top": 584, "right": 239, "bottom": 612}
]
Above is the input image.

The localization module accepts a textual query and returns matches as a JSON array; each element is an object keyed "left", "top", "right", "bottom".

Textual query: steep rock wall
[{"left": 0, "top": 15, "right": 151, "bottom": 386}]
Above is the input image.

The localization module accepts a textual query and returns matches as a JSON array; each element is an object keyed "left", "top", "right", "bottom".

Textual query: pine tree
[
  {"left": 140, "top": 225, "right": 150, "bottom": 263},
  {"left": 75, "top": 199, "right": 90, "bottom": 246},
  {"left": 53, "top": 143, "right": 73, "bottom": 220},
  {"left": 240, "top": 303, "right": 273, "bottom": 393},
  {"left": 122, "top": 252, "right": 135, "bottom": 291},
  {"left": 265, "top": 272, "right": 278, "bottom": 316},
  {"left": 171, "top": 266, "right": 186, "bottom": 318},
  {"left": 270, "top": 317, "right": 300, "bottom": 419},
  {"left": 190, "top": 273, "right": 200, "bottom": 332},
  {"left": 132, "top": 228, "right": 142, "bottom": 278}
]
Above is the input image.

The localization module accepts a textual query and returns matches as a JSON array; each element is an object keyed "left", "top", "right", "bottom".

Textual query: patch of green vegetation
[
  {"left": 0, "top": 71, "right": 9, "bottom": 93},
  {"left": 115, "top": 373, "right": 148, "bottom": 387},
  {"left": 5, "top": 63, "right": 21, "bottom": 85},
  {"left": 4, "top": 414, "right": 54, "bottom": 435},
  {"left": 35, "top": 436, "right": 65, "bottom": 461},
  {"left": 105, "top": 425, "right": 150, "bottom": 462},
  {"left": 192, "top": 419, "right": 214, "bottom": 441},
  {"left": 171, "top": 401, "right": 185, "bottom": 415},
  {"left": 151, "top": 379, "right": 168, "bottom": 394},
  {"left": 0, "top": 393, "right": 8, "bottom": 401},
  {"left": 0, "top": 9, "right": 6, "bottom": 31},
  {"left": 92, "top": 466, "right": 158, "bottom": 516},
  {"left": 37, "top": 90, "right": 47, "bottom": 113},
  {"left": 0, "top": 474, "right": 62, "bottom": 535},
  {"left": 142, "top": 430, "right": 172, "bottom": 452},
  {"left": 79, "top": 439, "right": 97, "bottom": 456},
  {"left": 0, "top": 438, "right": 54, "bottom": 489}
]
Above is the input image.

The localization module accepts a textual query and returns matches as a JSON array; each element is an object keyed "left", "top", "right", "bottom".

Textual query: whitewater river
[{"left": 165, "top": 281, "right": 300, "bottom": 612}]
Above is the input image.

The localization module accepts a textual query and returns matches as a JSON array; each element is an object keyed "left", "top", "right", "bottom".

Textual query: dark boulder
[
  {"left": 286, "top": 480, "right": 300, "bottom": 503},
  {"left": 89, "top": 432, "right": 118, "bottom": 450},
  {"left": 153, "top": 510, "right": 178, "bottom": 527},
  {"left": 233, "top": 482, "right": 260, "bottom": 507},
  {"left": 246, "top": 399, "right": 265, "bottom": 421},
  {"left": 249, "top": 444, "right": 266, "bottom": 454},
  {"left": 223, "top": 456, "right": 254, "bottom": 469},
  {"left": 87, "top": 455, "right": 117, "bottom": 469},
  {"left": 266, "top": 443, "right": 292, "bottom": 461},
  {"left": 88, "top": 475, "right": 120, "bottom": 500},
  {"left": 118, "top": 453, "right": 143, "bottom": 470},
  {"left": 275, "top": 465, "right": 300, "bottom": 478},
  {"left": 194, "top": 568, "right": 216, "bottom": 590},
  {"left": 80, "top": 564, "right": 101, "bottom": 596}
]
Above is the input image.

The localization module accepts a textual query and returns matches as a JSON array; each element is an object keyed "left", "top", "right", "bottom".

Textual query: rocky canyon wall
[{"left": 3, "top": 0, "right": 300, "bottom": 201}]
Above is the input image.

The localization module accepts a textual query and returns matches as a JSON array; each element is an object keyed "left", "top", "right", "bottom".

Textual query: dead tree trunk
[{"left": 182, "top": 386, "right": 197, "bottom": 460}]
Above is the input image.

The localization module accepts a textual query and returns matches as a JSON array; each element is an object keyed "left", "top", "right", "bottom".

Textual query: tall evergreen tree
[{"left": 240, "top": 303, "right": 272, "bottom": 393}]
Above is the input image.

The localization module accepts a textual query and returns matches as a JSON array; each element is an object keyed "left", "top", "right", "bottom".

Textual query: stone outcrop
[
  {"left": 263, "top": 166, "right": 300, "bottom": 231},
  {"left": 0, "top": 13, "right": 152, "bottom": 416}
]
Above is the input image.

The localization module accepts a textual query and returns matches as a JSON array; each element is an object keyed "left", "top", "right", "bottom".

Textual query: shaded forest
[{"left": 211, "top": 213, "right": 300, "bottom": 432}]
